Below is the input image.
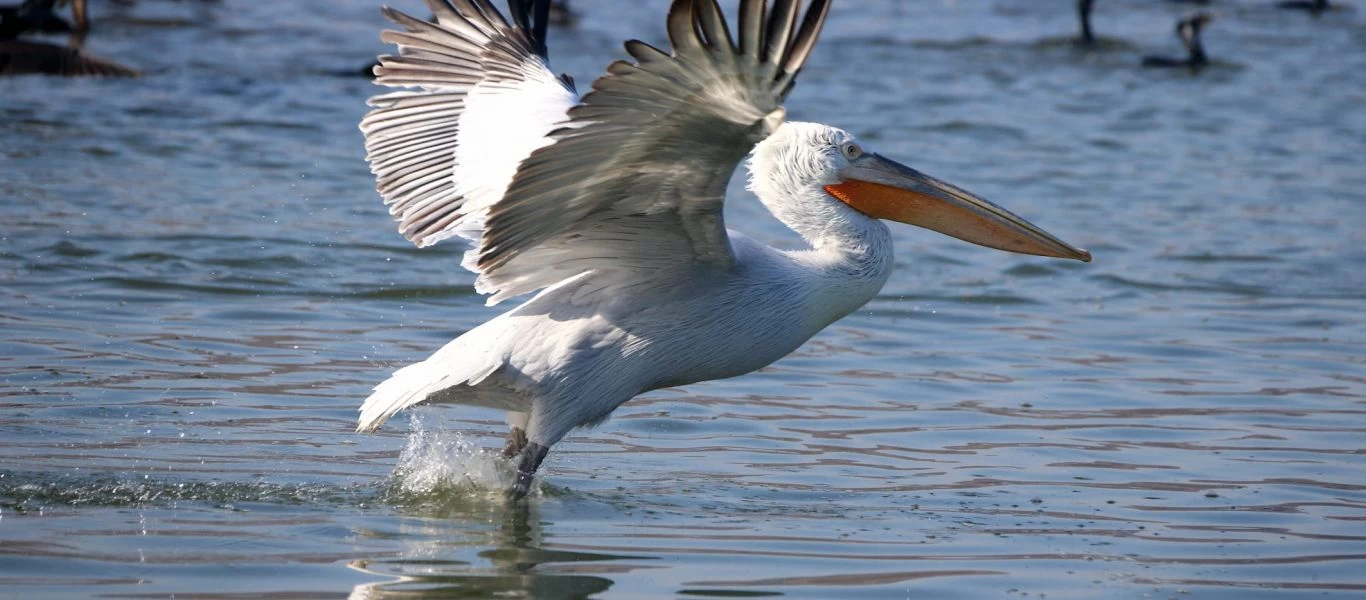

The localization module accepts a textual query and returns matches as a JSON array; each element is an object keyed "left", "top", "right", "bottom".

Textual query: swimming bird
[
  {"left": 356, "top": 0, "right": 1091, "bottom": 499},
  {"left": 0, "top": 0, "right": 137, "bottom": 76},
  {"left": 1142, "top": 12, "right": 1212, "bottom": 68},
  {"left": 0, "top": 0, "right": 82, "bottom": 39}
]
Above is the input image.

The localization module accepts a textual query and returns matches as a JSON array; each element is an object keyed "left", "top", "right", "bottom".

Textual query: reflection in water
[
  {"left": 348, "top": 503, "right": 621, "bottom": 600},
  {"left": 346, "top": 423, "right": 649, "bottom": 599}
]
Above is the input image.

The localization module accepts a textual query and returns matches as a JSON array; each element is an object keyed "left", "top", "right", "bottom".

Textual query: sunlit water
[{"left": 2, "top": 0, "right": 1364, "bottom": 598}]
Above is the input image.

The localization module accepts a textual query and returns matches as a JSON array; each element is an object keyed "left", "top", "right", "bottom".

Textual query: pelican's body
[
  {"left": 358, "top": 0, "right": 1089, "bottom": 498},
  {"left": 369, "top": 169, "right": 893, "bottom": 430}
]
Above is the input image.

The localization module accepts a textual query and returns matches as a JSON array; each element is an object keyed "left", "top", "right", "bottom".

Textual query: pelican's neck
[
  {"left": 744, "top": 122, "right": 895, "bottom": 322},
  {"left": 758, "top": 183, "right": 896, "bottom": 326}
]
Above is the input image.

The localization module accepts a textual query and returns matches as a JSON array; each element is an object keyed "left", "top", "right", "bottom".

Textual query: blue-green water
[{"left": 2, "top": 0, "right": 1365, "bottom": 598}]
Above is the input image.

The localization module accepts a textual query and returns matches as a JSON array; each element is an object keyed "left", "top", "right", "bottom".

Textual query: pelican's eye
[{"left": 840, "top": 142, "right": 862, "bottom": 160}]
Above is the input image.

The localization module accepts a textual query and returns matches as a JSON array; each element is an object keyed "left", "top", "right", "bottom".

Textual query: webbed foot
[{"left": 506, "top": 442, "right": 549, "bottom": 501}]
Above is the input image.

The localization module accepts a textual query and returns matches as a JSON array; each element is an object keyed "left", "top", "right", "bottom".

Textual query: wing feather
[
  {"left": 361, "top": 0, "right": 831, "bottom": 306},
  {"left": 472, "top": 0, "right": 832, "bottom": 302},
  {"left": 361, "top": 0, "right": 576, "bottom": 253}
]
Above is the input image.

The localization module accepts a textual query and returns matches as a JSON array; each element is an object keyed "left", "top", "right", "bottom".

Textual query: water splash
[{"left": 385, "top": 415, "right": 516, "bottom": 503}]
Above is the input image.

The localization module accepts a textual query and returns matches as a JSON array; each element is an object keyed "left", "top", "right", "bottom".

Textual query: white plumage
[{"left": 357, "top": 0, "right": 1090, "bottom": 499}]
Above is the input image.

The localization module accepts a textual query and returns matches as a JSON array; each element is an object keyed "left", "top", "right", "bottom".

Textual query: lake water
[{"left": 2, "top": 0, "right": 1364, "bottom": 598}]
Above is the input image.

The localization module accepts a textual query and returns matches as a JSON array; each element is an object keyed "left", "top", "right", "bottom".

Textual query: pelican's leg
[
  {"left": 502, "top": 427, "right": 527, "bottom": 458},
  {"left": 507, "top": 442, "right": 549, "bottom": 500},
  {"left": 506, "top": 401, "right": 583, "bottom": 499},
  {"left": 502, "top": 411, "right": 529, "bottom": 458}
]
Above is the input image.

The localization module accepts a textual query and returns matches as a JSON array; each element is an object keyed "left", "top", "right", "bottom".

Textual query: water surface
[{"left": 2, "top": 0, "right": 1365, "bottom": 598}]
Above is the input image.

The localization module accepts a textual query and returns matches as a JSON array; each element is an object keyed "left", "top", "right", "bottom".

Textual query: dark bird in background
[
  {"left": 1142, "top": 12, "right": 1213, "bottom": 69},
  {"left": 546, "top": 0, "right": 576, "bottom": 27},
  {"left": 1277, "top": 0, "right": 1330, "bottom": 11},
  {"left": 0, "top": 0, "right": 81, "bottom": 39},
  {"left": 0, "top": 0, "right": 138, "bottom": 76}
]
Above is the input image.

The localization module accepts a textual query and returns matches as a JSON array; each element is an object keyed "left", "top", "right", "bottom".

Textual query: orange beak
[{"left": 826, "top": 154, "right": 1091, "bottom": 262}]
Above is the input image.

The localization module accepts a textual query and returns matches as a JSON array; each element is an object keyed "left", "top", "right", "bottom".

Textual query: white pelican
[{"left": 357, "top": 0, "right": 1091, "bottom": 499}]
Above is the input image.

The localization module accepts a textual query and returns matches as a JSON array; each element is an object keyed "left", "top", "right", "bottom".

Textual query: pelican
[{"left": 357, "top": 0, "right": 1091, "bottom": 499}]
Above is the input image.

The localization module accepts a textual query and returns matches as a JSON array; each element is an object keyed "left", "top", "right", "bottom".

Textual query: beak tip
[{"left": 1075, "top": 248, "right": 1093, "bottom": 263}]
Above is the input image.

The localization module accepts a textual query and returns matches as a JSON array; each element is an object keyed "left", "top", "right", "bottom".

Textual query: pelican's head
[{"left": 749, "top": 122, "right": 1090, "bottom": 262}]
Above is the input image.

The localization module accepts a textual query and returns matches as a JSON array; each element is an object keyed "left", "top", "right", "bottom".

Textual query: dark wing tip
[
  {"left": 507, "top": 0, "right": 552, "bottom": 58},
  {"left": 775, "top": 0, "right": 831, "bottom": 91}
]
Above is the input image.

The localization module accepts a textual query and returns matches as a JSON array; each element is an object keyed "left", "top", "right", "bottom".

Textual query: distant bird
[
  {"left": 0, "top": 0, "right": 81, "bottom": 39},
  {"left": 1142, "top": 12, "right": 1212, "bottom": 68},
  {"left": 0, "top": 0, "right": 137, "bottom": 76},
  {"left": 1077, "top": 0, "right": 1096, "bottom": 45},
  {"left": 1277, "top": 0, "right": 1329, "bottom": 11},
  {"left": 547, "top": 0, "right": 576, "bottom": 26},
  {"left": 357, "top": 0, "right": 1090, "bottom": 500}
]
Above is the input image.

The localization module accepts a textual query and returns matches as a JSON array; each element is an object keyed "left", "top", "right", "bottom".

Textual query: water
[{"left": 2, "top": 0, "right": 1364, "bottom": 597}]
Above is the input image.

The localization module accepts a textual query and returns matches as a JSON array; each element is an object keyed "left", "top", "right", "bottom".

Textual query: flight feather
[{"left": 362, "top": 0, "right": 832, "bottom": 305}]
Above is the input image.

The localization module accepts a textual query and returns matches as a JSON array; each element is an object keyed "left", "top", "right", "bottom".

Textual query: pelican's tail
[{"left": 356, "top": 328, "right": 505, "bottom": 433}]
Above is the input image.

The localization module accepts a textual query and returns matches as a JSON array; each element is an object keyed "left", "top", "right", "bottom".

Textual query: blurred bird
[
  {"left": 357, "top": 0, "right": 1091, "bottom": 499},
  {"left": 546, "top": 0, "right": 575, "bottom": 27},
  {"left": 1142, "top": 12, "right": 1212, "bottom": 68},
  {"left": 0, "top": 0, "right": 82, "bottom": 39},
  {"left": 0, "top": 0, "right": 137, "bottom": 76},
  {"left": 1277, "top": 0, "right": 1329, "bottom": 11}
]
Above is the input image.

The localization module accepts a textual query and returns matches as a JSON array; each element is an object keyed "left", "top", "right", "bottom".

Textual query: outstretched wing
[
  {"left": 471, "top": 0, "right": 832, "bottom": 302},
  {"left": 360, "top": 0, "right": 576, "bottom": 259}
]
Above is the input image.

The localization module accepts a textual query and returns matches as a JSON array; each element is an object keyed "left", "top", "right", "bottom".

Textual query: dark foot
[
  {"left": 502, "top": 426, "right": 527, "bottom": 459},
  {"left": 506, "top": 442, "right": 549, "bottom": 501}
]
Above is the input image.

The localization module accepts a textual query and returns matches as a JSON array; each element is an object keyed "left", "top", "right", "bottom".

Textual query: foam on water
[{"left": 386, "top": 415, "right": 518, "bottom": 501}]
